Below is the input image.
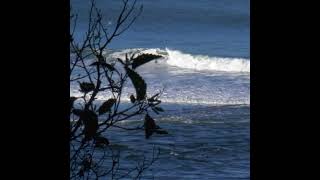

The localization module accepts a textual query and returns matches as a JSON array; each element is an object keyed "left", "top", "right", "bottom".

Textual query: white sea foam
[
  {"left": 108, "top": 48, "right": 250, "bottom": 73},
  {"left": 165, "top": 48, "right": 250, "bottom": 72},
  {"left": 71, "top": 48, "right": 250, "bottom": 106}
]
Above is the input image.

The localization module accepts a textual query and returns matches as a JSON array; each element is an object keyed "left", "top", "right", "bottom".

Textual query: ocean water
[{"left": 71, "top": 0, "right": 250, "bottom": 179}]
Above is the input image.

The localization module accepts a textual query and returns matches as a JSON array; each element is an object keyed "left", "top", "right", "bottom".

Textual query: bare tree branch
[{"left": 70, "top": 1, "right": 166, "bottom": 179}]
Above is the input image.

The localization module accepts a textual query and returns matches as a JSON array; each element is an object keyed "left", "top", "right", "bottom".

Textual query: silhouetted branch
[{"left": 70, "top": 0, "right": 166, "bottom": 179}]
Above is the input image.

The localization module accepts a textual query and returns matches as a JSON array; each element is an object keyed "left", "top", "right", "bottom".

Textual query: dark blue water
[
  {"left": 71, "top": 0, "right": 249, "bottom": 58},
  {"left": 71, "top": 0, "right": 250, "bottom": 179}
]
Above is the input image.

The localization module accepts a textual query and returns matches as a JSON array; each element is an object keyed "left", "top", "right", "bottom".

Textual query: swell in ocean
[
  {"left": 109, "top": 48, "right": 250, "bottom": 73},
  {"left": 71, "top": 48, "right": 250, "bottom": 106}
]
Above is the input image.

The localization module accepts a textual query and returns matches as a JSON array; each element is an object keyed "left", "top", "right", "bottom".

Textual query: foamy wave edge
[{"left": 108, "top": 48, "right": 250, "bottom": 73}]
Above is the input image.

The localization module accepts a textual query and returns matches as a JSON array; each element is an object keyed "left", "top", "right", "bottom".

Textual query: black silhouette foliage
[
  {"left": 98, "top": 98, "right": 116, "bottom": 115},
  {"left": 125, "top": 67, "right": 147, "bottom": 101},
  {"left": 132, "top": 53, "right": 162, "bottom": 69},
  {"left": 70, "top": 0, "right": 168, "bottom": 179},
  {"left": 79, "top": 82, "right": 95, "bottom": 93},
  {"left": 80, "top": 110, "right": 98, "bottom": 141},
  {"left": 130, "top": 94, "right": 136, "bottom": 103}
]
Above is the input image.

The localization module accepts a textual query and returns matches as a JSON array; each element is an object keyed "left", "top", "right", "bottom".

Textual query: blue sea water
[
  {"left": 72, "top": 0, "right": 249, "bottom": 58},
  {"left": 71, "top": 0, "right": 250, "bottom": 179}
]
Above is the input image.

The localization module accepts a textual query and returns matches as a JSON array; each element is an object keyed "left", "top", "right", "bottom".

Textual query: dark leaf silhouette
[
  {"left": 89, "top": 61, "right": 115, "bottom": 71},
  {"left": 98, "top": 98, "right": 116, "bottom": 115},
  {"left": 80, "top": 110, "right": 98, "bottom": 141},
  {"left": 144, "top": 114, "right": 167, "bottom": 138},
  {"left": 144, "top": 114, "right": 158, "bottom": 139},
  {"left": 130, "top": 94, "right": 136, "bottom": 103},
  {"left": 125, "top": 67, "right": 146, "bottom": 101},
  {"left": 132, "top": 54, "right": 162, "bottom": 69},
  {"left": 94, "top": 135, "right": 110, "bottom": 148},
  {"left": 70, "top": 1, "right": 166, "bottom": 178},
  {"left": 79, "top": 82, "right": 95, "bottom": 93}
]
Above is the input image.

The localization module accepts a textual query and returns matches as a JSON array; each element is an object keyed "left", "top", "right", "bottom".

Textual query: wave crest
[
  {"left": 109, "top": 48, "right": 250, "bottom": 73},
  {"left": 165, "top": 48, "right": 250, "bottom": 72}
]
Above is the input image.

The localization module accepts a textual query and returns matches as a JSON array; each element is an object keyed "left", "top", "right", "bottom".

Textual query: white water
[
  {"left": 109, "top": 48, "right": 250, "bottom": 73},
  {"left": 71, "top": 48, "right": 250, "bottom": 106},
  {"left": 165, "top": 48, "right": 250, "bottom": 73}
]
